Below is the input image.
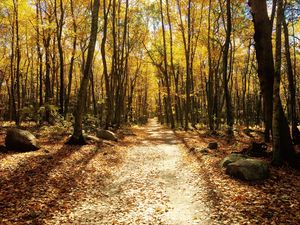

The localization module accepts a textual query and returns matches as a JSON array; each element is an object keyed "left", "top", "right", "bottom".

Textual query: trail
[{"left": 51, "top": 119, "right": 212, "bottom": 224}]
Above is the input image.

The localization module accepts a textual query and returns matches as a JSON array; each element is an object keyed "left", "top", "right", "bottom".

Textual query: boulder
[
  {"left": 0, "top": 145, "right": 7, "bottom": 152},
  {"left": 220, "top": 153, "right": 247, "bottom": 168},
  {"left": 240, "top": 142, "right": 269, "bottom": 157},
  {"left": 198, "top": 148, "right": 209, "bottom": 154},
  {"left": 226, "top": 159, "right": 270, "bottom": 181},
  {"left": 5, "top": 128, "right": 40, "bottom": 151},
  {"left": 97, "top": 129, "right": 118, "bottom": 141},
  {"left": 208, "top": 142, "right": 218, "bottom": 149}
]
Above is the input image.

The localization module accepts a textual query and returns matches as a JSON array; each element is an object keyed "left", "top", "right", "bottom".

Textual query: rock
[
  {"left": 243, "top": 128, "right": 254, "bottom": 137},
  {"left": 208, "top": 142, "right": 218, "bottom": 149},
  {"left": 189, "top": 147, "right": 196, "bottom": 153},
  {"left": 5, "top": 128, "right": 40, "bottom": 151},
  {"left": 240, "top": 142, "right": 269, "bottom": 157},
  {"left": 220, "top": 153, "right": 247, "bottom": 168},
  {"left": 0, "top": 145, "right": 7, "bottom": 153},
  {"left": 198, "top": 148, "right": 209, "bottom": 154},
  {"left": 97, "top": 129, "right": 118, "bottom": 141},
  {"left": 190, "top": 147, "right": 209, "bottom": 155},
  {"left": 226, "top": 159, "right": 270, "bottom": 181}
]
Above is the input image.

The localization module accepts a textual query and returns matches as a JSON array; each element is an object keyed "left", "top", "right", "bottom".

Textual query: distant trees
[{"left": 0, "top": 0, "right": 151, "bottom": 127}]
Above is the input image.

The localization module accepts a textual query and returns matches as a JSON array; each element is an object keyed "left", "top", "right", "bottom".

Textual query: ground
[{"left": 0, "top": 119, "right": 300, "bottom": 224}]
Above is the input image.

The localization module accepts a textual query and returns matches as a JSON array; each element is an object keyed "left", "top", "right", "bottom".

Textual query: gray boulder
[
  {"left": 226, "top": 159, "right": 270, "bottom": 181},
  {"left": 220, "top": 153, "right": 247, "bottom": 168},
  {"left": 5, "top": 128, "right": 40, "bottom": 151},
  {"left": 208, "top": 142, "right": 218, "bottom": 149},
  {"left": 97, "top": 129, "right": 118, "bottom": 141}
]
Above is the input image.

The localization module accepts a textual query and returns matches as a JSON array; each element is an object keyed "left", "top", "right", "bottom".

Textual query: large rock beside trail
[
  {"left": 226, "top": 159, "right": 270, "bottom": 181},
  {"left": 97, "top": 129, "right": 118, "bottom": 141},
  {"left": 220, "top": 153, "right": 247, "bottom": 168},
  {"left": 208, "top": 142, "right": 218, "bottom": 149},
  {"left": 5, "top": 128, "right": 40, "bottom": 151}
]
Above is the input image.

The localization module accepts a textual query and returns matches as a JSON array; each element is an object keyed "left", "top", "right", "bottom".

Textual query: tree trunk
[
  {"left": 222, "top": 0, "right": 234, "bottom": 135},
  {"left": 283, "top": 18, "right": 300, "bottom": 144},
  {"left": 160, "top": 0, "right": 175, "bottom": 129},
  {"left": 55, "top": 0, "right": 65, "bottom": 115},
  {"left": 101, "top": 0, "right": 112, "bottom": 129},
  {"left": 64, "top": 0, "right": 77, "bottom": 118},
  {"left": 248, "top": 0, "right": 274, "bottom": 142},
  {"left": 67, "top": 0, "right": 100, "bottom": 145},
  {"left": 249, "top": 0, "right": 294, "bottom": 165}
]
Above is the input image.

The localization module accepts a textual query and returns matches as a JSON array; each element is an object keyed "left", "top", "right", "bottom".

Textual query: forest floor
[{"left": 0, "top": 119, "right": 300, "bottom": 224}]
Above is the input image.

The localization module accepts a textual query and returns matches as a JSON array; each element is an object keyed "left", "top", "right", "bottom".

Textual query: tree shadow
[
  {"left": 173, "top": 130, "right": 227, "bottom": 221},
  {"left": 0, "top": 143, "right": 113, "bottom": 224}
]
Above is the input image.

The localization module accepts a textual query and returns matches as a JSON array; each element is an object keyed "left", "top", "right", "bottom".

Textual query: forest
[{"left": 0, "top": 0, "right": 300, "bottom": 224}]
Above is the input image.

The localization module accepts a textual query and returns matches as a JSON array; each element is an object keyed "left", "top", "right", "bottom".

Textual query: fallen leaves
[
  {"left": 175, "top": 128, "right": 300, "bottom": 225},
  {"left": 1, "top": 122, "right": 300, "bottom": 224}
]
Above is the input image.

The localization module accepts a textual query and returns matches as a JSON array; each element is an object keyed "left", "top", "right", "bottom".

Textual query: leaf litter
[{"left": 0, "top": 121, "right": 299, "bottom": 224}]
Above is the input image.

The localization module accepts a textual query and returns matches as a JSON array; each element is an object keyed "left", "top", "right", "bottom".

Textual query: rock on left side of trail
[
  {"left": 97, "top": 129, "right": 118, "bottom": 141},
  {"left": 5, "top": 128, "right": 40, "bottom": 152}
]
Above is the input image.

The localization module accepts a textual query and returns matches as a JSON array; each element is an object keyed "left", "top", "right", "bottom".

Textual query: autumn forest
[{"left": 0, "top": 0, "right": 300, "bottom": 224}]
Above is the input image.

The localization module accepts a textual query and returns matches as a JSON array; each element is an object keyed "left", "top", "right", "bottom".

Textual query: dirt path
[{"left": 51, "top": 119, "right": 212, "bottom": 224}]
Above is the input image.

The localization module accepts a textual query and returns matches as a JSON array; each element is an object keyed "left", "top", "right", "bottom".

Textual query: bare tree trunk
[
  {"left": 222, "top": 0, "right": 234, "bottom": 135},
  {"left": 67, "top": 0, "right": 100, "bottom": 145},
  {"left": 101, "top": 0, "right": 112, "bottom": 129},
  {"left": 55, "top": 0, "right": 65, "bottom": 115},
  {"left": 248, "top": 0, "right": 274, "bottom": 142},
  {"left": 206, "top": 0, "right": 214, "bottom": 131},
  {"left": 36, "top": 1, "right": 43, "bottom": 108},
  {"left": 160, "top": 0, "right": 175, "bottom": 129},
  {"left": 249, "top": 0, "right": 294, "bottom": 165},
  {"left": 283, "top": 18, "right": 300, "bottom": 143},
  {"left": 13, "top": 0, "right": 21, "bottom": 125},
  {"left": 65, "top": 0, "right": 77, "bottom": 118}
]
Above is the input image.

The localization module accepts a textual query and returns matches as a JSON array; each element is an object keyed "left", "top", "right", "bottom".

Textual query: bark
[
  {"left": 222, "top": 0, "right": 234, "bottom": 135},
  {"left": 101, "top": 0, "right": 112, "bottom": 129},
  {"left": 176, "top": 0, "right": 191, "bottom": 130},
  {"left": 248, "top": 0, "right": 274, "bottom": 142},
  {"left": 67, "top": 0, "right": 100, "bottom": 145},
  {"left": 64, "top": 0, "right": 77, "bottom": 117},
  {"left": 160, "top": 0, "right": 175, "bottom": 129},
  {"left": 36, "top": 1, "right": 43, "bottom": 108},
  {"left": 283, "top": 18, "right": 300, "bottom": 143},
  {"left": 207, "top": 0, "right": 214, "bottom": 130},
  {"left": 249, "top": 0, "right": 294, "bottom": 165},
  {"left": 55, "top": 0, "right": 65, "bottom": 115}
]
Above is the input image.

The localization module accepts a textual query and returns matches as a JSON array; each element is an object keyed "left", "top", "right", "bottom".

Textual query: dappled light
[{"left": 1, "top": 0, "right": 300, "bottom": 224}]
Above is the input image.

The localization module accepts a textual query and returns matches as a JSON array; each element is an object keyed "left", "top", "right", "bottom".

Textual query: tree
[
  {"left": 222, "top": 0, "right": 234, "bottom": 135},
  {"left": 283, "top": 11, "right": 300, "bottom": 144},
  {"left": 160, "top": 0, "right": 175, "bottom": 129},
  {"left": 67, "top": 0, "right": 100, "bottom": 145},
  {"left": 249, "top": 0, "right": 294, "bottom": 165}
]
